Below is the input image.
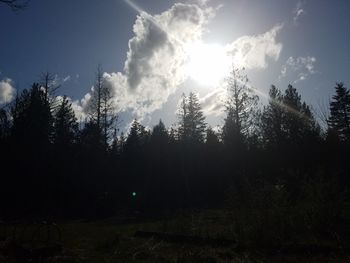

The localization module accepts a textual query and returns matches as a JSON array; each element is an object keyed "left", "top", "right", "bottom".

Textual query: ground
[{"left": 1, "top": 210, "right": 349, "bottom": 262}]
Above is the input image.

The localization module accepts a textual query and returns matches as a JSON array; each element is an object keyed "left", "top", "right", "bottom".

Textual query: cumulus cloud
[
  {"left": 293, "top": 1, "right": 305, "bottom": 25},
  {"left": 197, "top": 24, "right": 284, "bottom": 118},
  {"left": 75, "top": 1, "right": 215, "bottom": 120},
  {"left": 226, "top": 24, "right": 283, "bottom": 69},
  {"left": 0, "top": 78, "right": 16, "bottom": 105},
  {"left": 71, "top": 91, "right": 93, "bottom": 121},
  {"left": 279, "top": 56, "right": 316, "bottom": 83},
  {"left": 123, "top": 2, "right": 215, "bottom": 115},
  {"left": 74, "top": 3, "right": 283, "bottom": 123}
]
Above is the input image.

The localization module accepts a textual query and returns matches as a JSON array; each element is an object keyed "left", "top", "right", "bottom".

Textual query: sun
[{"left": 186, "top": 42, "right": 231, "bottom": 86}]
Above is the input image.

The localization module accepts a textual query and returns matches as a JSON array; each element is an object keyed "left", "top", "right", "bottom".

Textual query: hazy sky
[{"left": 1, "top": 0, "right": 350, "bottom": 130}]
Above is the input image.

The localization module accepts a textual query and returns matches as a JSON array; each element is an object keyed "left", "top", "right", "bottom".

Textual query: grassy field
[{"left": 1, "top": 210, "right": 349, "bottom": 262}]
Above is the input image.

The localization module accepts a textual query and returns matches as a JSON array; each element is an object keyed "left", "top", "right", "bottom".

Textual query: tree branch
[{"left": 0, "top": 0, "right": 29, "bottom": 11}]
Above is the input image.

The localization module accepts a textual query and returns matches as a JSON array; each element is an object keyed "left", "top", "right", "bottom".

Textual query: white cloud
[
  {"left": 51, "top": 95, "right": 86, "bottom": 122},
  {"left": 279, "top": 56, "right": 317, "bottom": 83},
  {"left": 226, "top": 24, "right": 283, "bottom": 69},
  {"left": 0, "top": 78, "right": 16, "bottom": 105},
  {"left": 199, "top": 86, "right": 227, "bottom": 117},
  {"left": 76, "top": 2, "right": 215, "bottom": 120},
  {"left": 75, "top": 4, "right": 283, "bottom": 123},
  {"left": 196, "top": 24, "right": 284, "bottom": 119},
  {"left": 293, "top": 1, "right": 305, "bottom": 25},
  {"left": 71, "top": 100, "right": 86, "bottom": 121},
  {"left": 71, "top": 91, "right": 93, "bottom": 121},
  {"left": 63, "top": 75, "right": 71, "bottom": 82}
]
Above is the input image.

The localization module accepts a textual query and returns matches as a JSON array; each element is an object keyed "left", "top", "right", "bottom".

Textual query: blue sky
[{"left": 1, "top": 0, "right": 350, "bottom": 130}]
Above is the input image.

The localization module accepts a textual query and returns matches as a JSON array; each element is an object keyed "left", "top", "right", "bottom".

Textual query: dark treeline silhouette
[{"left": 0, "top": 68, "right": 349, "bottom": 239}]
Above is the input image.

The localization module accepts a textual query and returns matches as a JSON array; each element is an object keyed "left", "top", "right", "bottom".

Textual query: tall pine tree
[
  {"left": 178, "top": 92, "right": 206, "bottom": 144},
  {"left": 53, "top": 95, "right": 78, "bottom": 147},
  {"left": 222, "top": 68, "right": 258, "bottom": 149},
  {"left": 328, "top": 82, "right": 350, "bottom": 141}
]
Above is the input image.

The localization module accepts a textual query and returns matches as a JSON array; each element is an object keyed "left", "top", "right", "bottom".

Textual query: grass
[{"left": 1, "top": 210, "right": 349, "bottom": 262}]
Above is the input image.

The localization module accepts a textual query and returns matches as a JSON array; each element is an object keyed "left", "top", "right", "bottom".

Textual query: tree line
[{"left": 0, "top": 68, "right": 349, "bottom": 220}]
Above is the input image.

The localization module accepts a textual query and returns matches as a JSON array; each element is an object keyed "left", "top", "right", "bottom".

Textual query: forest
[
  {"left": 0, "top": 65, "right": 349, "bottom": 262},
  {"left": 0, "top": 66, "right": 349, "bottom": 222},
  {"left": 1, "top": 0, "right": 350, "bottom": 262}
]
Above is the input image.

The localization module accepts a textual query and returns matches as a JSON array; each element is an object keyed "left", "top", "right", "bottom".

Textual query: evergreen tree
[
  {"left": 261, "top": 85, "right": 285, "bottom": 148},
  {"left": 125, "top": 119, "right": 149, "bottom": 154},
  {"left": 178, "top": 92, "right": 206, "bottom": 144},
  {"left": 53, "top": 95, "right": 78, "bottom": 147},
  {"left": 222, "top": 68, "right": 258, "bottom": 149},
  {"left": 206, "top": 127, "right": 220, "bottom": 146},
  {"left": 80, "top": 121, "right": 103, "bottom": 151},
  {"left": 0, "top": 108, "right": 10, "bottom": 141},
  {"left": 118, "top": 132, "right": 126, "bottom": 154},
  {"left": 282, "top": 84, "right": 320, "bottom": 145},
  {"left": 150, "top": 119, "right": 169, "bottom": 146},
  {"left": 328, "top": 82, "right": 350, "bottom": 141},
  {"left": 11, "top": 83, "right": 52, "bottom": 148}
]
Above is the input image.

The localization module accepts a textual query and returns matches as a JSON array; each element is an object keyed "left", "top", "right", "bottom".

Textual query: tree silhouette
[
  {"left": 328, "top": 82, "right": 350, "bottom": 141},
  {"left": 0, "top": 108, "right": 10, "bottom": 141},
  {"left": 80, "top": 120, "right": 103, "bottom": 151},
  {"left": 125, "top": 119, "right": 149, "bottom": 154},
  {"left": 178, "top": 92, "right": 206, "bottom": 144},
  {"left": 11, "top": 83, "right": 52, "bottom": 148},
  {"left": 86, "top": 65, "right": 117, "bottom": 149},
  {"left": 222, "top": 67, "right": 258, "bottom": 149},
  {"left": 282, "top": 84, "right": 320, "bottom": 146},
  {"left": 261, "top": 85, "right": 285, "bottom": 148},
  {"left": 150, "top": 119, "right": 169, "bottom": 146},
  {"left": 53, "top": 96, "right": 78, "bottom": 147},
  {"left": 206, "top": 127, "right": 220, "bottom": 146},
  {"left": 40, "top": 72, "right": 60, "bottom": 104}
]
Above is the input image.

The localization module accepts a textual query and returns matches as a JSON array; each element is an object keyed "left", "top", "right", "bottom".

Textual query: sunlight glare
[{"left": 186, "top": 43, "right": 231, "bottom": 86}]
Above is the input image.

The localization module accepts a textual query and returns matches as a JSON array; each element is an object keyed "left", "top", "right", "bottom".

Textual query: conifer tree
[
  {"left": 282, "top": 84, "right": 320, "bottom": 145},
  {"left": 178, "top": 92, "right": 206, "bottom": 144},
  {"left": 53, "top": 96, "right": 78, "bottom": 147},
  {"left": 328, "top": 82, "right": 350, "bottom": 141},
  {"left": 222, "top": 68, "right": 258, "bottom": 149},
  {"left": 11, "top": 83, "right": 52, "bottom": 148},
  {"left": 261, "top": 85, "right": 285, "bottom": 147}
]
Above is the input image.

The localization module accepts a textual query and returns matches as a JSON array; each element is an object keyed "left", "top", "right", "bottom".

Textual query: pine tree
[
  {"left": 282, "top": 84, "right": 320, "bottom": 145},
  {"left": 0, "top": 108, "right": 10, "bottom": 141},
  {"left": 125, "top": 119, "right": 149, "bottom": 154},
  {"left": 328, "top": 82, "right": 350, "bottom": 141},
  {"left": 261, "top": 85, "right": 285, "bottom": 147},
  {"left": 150, "top": 119, "right": 169, "bottom": 146},
  {"left": 11, "top": 83, "right": 52, "bottom": 148},
  {"left": 222, "top": 68, "right": 258, "bottom": 149},
  {"left": 178, "top": 92, "right": 206, "bottom": 144},
  {"left": 53, "top": 96, "right": 78, "bottom": 147},
  {"left": 206, "top": 127, "right": 220, "bottom": 145}
]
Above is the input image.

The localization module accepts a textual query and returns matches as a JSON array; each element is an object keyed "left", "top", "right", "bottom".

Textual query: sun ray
[{"left": 123, "top": 0, "right": 186, "bottom": 47}]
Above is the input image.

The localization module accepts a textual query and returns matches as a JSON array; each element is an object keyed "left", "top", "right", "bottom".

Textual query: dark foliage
[{"left": 0, "top": 74, "right": 349, "bottom": 250}]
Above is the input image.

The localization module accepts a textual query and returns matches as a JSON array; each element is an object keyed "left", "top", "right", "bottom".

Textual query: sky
[{"left": 1, "top": 0, "right": 350, "bottom": 131}]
